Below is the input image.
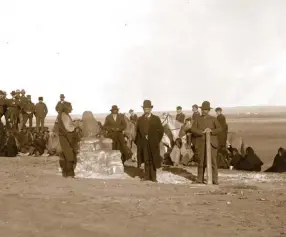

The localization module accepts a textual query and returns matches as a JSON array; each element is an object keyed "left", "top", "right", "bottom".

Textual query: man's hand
[
  {"left": 203, "top": 128, "right": 212, "bottom": 133},
  {"left": 145, "top": 135, "right": 148, "bottom": 140}
]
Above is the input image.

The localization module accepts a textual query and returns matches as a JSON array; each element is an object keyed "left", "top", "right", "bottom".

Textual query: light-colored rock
[{"left": 76, "top": 148, "right": 124, "bottom": 176}]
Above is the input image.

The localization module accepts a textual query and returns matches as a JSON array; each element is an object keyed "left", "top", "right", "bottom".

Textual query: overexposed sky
[{"left": 1, "top": 0, "right": 286, "bottom": 115}]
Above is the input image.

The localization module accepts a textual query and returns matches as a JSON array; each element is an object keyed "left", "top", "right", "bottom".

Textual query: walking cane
[{"left": 206, "top": 130, "right": 213, "bottom": 185}]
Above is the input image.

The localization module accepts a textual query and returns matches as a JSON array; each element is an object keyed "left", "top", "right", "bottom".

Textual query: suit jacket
[
  {"left": 103, "top": 113, "right": 127, "bottom": 133},
  {"left": 35, "top": 102, "right": 48, "bottom": 118},
  {"left": 0, "top": 98, "right": 7, "bottom": 115},
  {"left": 217, "top": 114, "right": 228, "bottom": 146},
  {"left": 176, "top": 113, "right": 185, "bottom": 123},
  {"left": 22, "top": 102, "right": 35, "bottom": 115},
  {"left": 192, "top": 112, "right": 200, "bottom": 121},
  {"left": 217, "top": 114, "right": 228, "bottom": 132},
  {"left": 135, "top": 114, "right": 164, "bottom": 168},
  {"left": 190, "top": 114, "right": 222, "bottom": 149},
  {"left": 55, "top": 101, "right": 72, "bottom": 113}
]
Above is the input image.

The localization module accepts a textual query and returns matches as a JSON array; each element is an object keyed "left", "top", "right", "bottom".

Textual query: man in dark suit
[
  {"left": 103, "top": 105, "right": 132, "bottom": 163},
  {"left": 55, "top": 94, "right": 72, "bottom": 114},
  {"left": 22, "top": 95, "right": 35, "bottom": 128},
  {"left": 175, "top": 106, "right": 185, "bottom": 123},
  {"left": 215, "top": 107, "right": 228, "bottom": 149},
  {"left": 7, "top": 91, "right": 21, "bottom": 129},
  {"left": 135, "top": 100, "right": 164, "bottom": 182},
  {"left": 190, "top": 101, "right": 222, "bottom": 185},
  {"left": 186, "top": 104, "right": 201, "bottom": 162},
  {"left": 35, "top": 97, "right": 48, "bottom": 133},
  {"left": 0, "top": 91, "right": 7, "bottom": 124},
  {"left": 191, "top": 104, "right": 200, "bottom": 121}
]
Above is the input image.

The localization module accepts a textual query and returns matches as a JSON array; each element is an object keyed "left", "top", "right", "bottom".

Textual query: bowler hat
[
  {"left": 199, "top": 101, "right": 212, "bottom": 110},
  {"left": 142, "top": 100, "right": 153, "bottom": 108},
  {"left": 176, "top": 106, "right": 182, "bottom": 110},
  {"left": 60, "top": 94, "right": 65, "bottom": 98},
  {"left": 110, "top": 105, "right": 119, "bottom": 111},
  {"left": 215, "top": 107, "right": 222, "bottom": 112}
]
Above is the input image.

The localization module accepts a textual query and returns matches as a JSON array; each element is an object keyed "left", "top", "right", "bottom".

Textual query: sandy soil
[{"left": 0, "top": 116, "right": 286, "bottom": 236}]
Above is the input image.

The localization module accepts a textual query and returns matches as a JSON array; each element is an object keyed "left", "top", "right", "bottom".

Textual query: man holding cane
[
  {"left": 135, "top": 100, "right": 164, "bottom": 182},
  {"left": 190, "top": 101, "right": 222, "bottom": 185}
]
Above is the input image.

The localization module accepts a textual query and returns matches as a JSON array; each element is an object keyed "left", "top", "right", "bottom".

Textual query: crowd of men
[
  {"left": 0, "top": 90, "right": 72, "bottom": 157},
  {"left": 1, "top": 91, "right": 282, "bottom": 183}
]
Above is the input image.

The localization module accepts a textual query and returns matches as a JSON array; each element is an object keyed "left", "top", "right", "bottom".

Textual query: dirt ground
[{"left": 0, "top": 116, "right": 286, "bottom": 237}]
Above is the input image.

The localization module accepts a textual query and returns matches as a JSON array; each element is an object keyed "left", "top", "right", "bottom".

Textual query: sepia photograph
[{"left": 0, "top": 0, "right": 286, "bottom": 236}]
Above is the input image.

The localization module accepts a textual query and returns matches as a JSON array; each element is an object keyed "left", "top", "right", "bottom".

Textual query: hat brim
[
  {"left": 199, "top": 106, "right": 212, "bottom": 110},
  {"left": 141, "top": 106, "right": 153, "bottom": 108},
  {"left": 110, "top": 108, "right": 119, "bottom": 111}
]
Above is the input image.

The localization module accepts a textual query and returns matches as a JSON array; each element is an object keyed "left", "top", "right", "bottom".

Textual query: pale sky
[{"left": 0, "top": 0, "right": 286, "bottom": 115}]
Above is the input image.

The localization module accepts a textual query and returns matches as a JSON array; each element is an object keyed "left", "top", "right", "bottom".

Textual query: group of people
[
  {"left": 1, "top": 90, "right": 285, "bottom": 184},
  {"left": 0, "top": 89, "right": 48, "bottom": 132}
]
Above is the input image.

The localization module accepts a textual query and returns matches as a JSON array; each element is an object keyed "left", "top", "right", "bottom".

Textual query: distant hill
[{"left": 47, "top": 106, "right": 286, "bottom": 120}]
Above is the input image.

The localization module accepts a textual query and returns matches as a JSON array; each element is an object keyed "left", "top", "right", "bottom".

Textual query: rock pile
[{"left": 75, "top": 137, "right": 124, "bottom": 176}]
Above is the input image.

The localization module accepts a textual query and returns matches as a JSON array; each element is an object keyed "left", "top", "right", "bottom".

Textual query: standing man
[
  {"left": 188, "top": 104, "right": 201, "bottom": 162},
  {"left": 135, "top": 100, "right": 164, "bottom": 182},
  {"left": 103, "top": 105, "right": 132, "bottom": 163},
  {"left": 192, "top": 104, "right": 200, "bottom": 121},
  {"left": 129, "top": 109, "right": 138, "bottom": 124},
  {"left": 57, "top": 105, "right": 79, "bottom": 178},
  {"left": 35, "top": 97, "right": 48, "bottom": 133},
  {"left": 215, "top": 107, "right": 228, "bottom": 149},
  {"left": 55, "top": 94, "right": 72, "bottom": 113},
  {"left": 190, "top": 101, "right": 222, "bottom": 185},
  {"left": 22, "top": 95, "right": 35, "bottom": 128},
  {"left": 175, "top": 106, "right": 185, "bottom": 123},
  {"left": 0, "top": 91, "right": 7, "bottom": 124},
  {"left": 18, "top": 89, "right": 27, "bottom": 130},
  {"left": 7, "top": 91, "right": 21, "bottom": 129}
]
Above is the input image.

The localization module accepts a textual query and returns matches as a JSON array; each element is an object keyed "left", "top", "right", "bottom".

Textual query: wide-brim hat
[
  {"left": 142, "top": 100, "right": 153, "bottom": 108},
  {"left": 110, "top": 105, "right": 119, "bottom": 111},
  {"left": 199, "top": 101, "right": 212, "bottom": 110}
]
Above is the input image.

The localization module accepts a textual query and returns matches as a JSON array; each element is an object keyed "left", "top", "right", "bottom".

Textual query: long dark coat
[
  {"left": 217, "top": 114, "right": 228, "bottom": 148},
  {"left": 135, "top": 114, "right": 164, "bottom": 168}
]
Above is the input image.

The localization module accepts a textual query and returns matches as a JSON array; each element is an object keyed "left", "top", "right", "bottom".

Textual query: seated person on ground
[
  {"left": 264, "top": 147, "right": 286, "bottom": 173},
  {"left": 235, "top": 146, "right": 263, "bottom": 172}
]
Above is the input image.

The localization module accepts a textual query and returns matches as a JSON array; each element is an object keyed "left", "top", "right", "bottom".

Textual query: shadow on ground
[
  {"left": 124, "top": 165, "right": 144, "bottom": 179},
  {"left": 162, "top": 166, "right": 197, "bottom": 181}
]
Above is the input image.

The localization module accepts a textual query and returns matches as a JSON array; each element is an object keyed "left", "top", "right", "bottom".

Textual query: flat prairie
[{"left": 0, "top": 114, "right": 286, "bottom": 237}]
